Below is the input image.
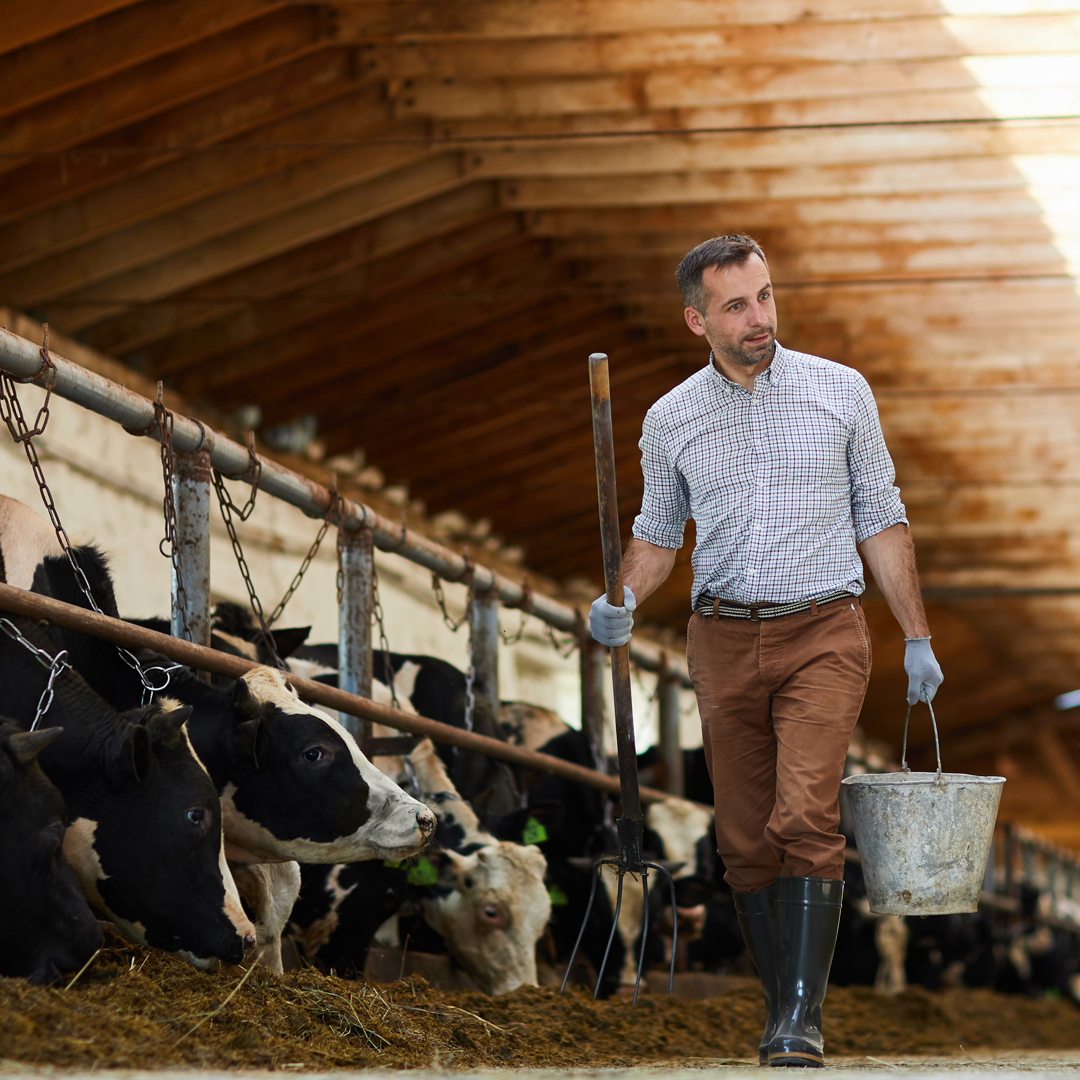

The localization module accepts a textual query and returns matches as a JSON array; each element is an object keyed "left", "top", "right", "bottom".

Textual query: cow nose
[
  {"left": 416, "top": 806, "right": 436, "bottom": 836},
  {"left": 243, "top": 930, "right": 257, "bottom": 951}
]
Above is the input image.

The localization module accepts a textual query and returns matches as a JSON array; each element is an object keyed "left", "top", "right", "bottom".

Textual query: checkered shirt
[{"left": 632, "top": 343, "right": 907, "bottom": 608}]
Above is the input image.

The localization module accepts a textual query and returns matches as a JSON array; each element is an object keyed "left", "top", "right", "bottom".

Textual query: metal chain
[
  {"left": 371, "top": 555, "right": 399, "bottom": 710},
  {"left": 500, "top": 578, "right": 531, "bottom": 645},
  {"left": 0, "top": 336, "right": 175, "bottom": 701},
  {"left": 545, "top": 620, "right": 579, "bottom": 658},
  {"left": 0, "top": 617, "right": 71, "bottom": 731},
  {"left": 151, "top": 384, "right": 191, "bottom": 643},
  {"left": 431, "top": 573, "right": 470, "bottom": 632},
  {"left": 210, "top": 449, "right": 338, "bottom": 670}
]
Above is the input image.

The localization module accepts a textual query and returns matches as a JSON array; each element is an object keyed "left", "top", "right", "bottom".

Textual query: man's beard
[{"left": 716, "top": 327, "right": 776, "bottom": 368}]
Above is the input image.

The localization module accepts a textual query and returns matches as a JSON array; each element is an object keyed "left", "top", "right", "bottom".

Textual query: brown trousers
[{"left": 687, "top": 598, "right": 871, "bottom": 893}]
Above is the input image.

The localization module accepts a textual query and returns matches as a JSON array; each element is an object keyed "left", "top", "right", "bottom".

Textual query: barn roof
[{"left": 2, "top": 1, "right": 1080, "bottom": 841}]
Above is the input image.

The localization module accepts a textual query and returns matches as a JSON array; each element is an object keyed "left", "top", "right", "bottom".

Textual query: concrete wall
[{"left": 0, "top": 383, "right": 701, "bottom": 755}]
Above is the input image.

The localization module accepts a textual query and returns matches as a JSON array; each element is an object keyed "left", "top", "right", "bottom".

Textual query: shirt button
[{"left": 747, "top": 568, "right": 757, "bottom": 575}]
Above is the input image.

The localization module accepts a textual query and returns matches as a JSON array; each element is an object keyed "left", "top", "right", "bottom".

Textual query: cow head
[
  {"left": 61, "top": 701, "right": 256, "bottom": 968},
  {"left": 421, "top": 841, "right": 551, "bottom": 995},
  {"left": 219, "top": 667, "right": 436, "bottom": 864},
  {"left": 0, "top": 723, "right": 103, "bottom": 985}
]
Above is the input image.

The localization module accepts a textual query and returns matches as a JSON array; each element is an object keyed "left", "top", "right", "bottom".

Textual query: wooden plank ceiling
[{"left": 3, "top": 0, "right": 1080, "bottom": 838}]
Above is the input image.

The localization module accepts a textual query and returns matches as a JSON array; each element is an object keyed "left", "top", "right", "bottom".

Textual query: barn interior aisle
[{"left": 6, "top": 0, "right": 1080, "bottom": 1056}]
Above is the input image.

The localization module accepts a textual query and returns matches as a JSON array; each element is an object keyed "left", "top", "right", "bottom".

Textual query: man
[{"left": 590, "top": 235, "right": 942, "bottom": 1067}]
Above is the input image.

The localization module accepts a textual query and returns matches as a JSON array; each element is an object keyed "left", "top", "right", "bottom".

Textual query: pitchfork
[{"left": 560, "top": 352, "right": 678, "bottom": 1004}]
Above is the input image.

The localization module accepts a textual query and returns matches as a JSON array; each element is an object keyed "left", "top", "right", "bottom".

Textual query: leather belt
[{"left": 695, "top": 589, "right": 855, "bottom": 621}]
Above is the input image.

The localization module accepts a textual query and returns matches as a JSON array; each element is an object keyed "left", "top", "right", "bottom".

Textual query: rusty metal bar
[
  {"left": 0, "top": 582, "right": 692, "bottom": 807},
  {"left": 337, "top": 525, "right": 373, "bottom": 747},
  {"left": 469, "top": 588, "right": 500, "bottom": 727},
  {"left": 0, "top": 327, "right": 691, "bottom": 687},
  {"left": 171, "top": 450, "right": 212, "bottom": 656}
]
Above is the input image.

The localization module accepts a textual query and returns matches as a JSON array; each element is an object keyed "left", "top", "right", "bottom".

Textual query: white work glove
[
  {"left": 904, "top": 637, "right": 943, "bottom": 705},
  {"left": 590, "top": 587, "right": 636, "bottom": 647}
]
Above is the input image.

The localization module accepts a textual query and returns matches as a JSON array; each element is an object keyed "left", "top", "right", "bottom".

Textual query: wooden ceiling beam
[
  {"left": 0, "top": 0, "right": 286, "bottom": 120},
  {"left": 137, "top": 214, "right": 524, "bottom": 376},
  {"left": 329, "top": 1, "right": 1069, "bottom": 40},
  {"left": 177, "top": 238, "right": 548, "bottom": 399},
  {"left": 0, "top": 49, "right": 365, "bottom": 226},
  {"left": 470, "top": 123, "right": 1080, "bottom": 181},
  {"left": 348, "top": 15, "right": 1080, "bottom": 78},
  {"left": 0, "top": 8, "right": 336, "bottom": 175},
  {"left": 496, "top": 152, "right": 1075, "bottom": 208},
  {"left": 36, "top": 153, "right": 471, "bottom": 334},
  {"left": 2, "top": 134, "right": 436, "bottom": 305},
  {"left": 1, "top": 0, "right": 140, "bottom": 54},
  {"left": 523, "top": 192, "right": 1073, "bottom": 235},
  {"left": 394, "top": 70, "right": 1080, "bottom": 126},
  {"left": 81, "top": 183, "right": 503, "bottom": 357},
  {"left": 0, "top": 86, "right": 395, "bottom": 275}
]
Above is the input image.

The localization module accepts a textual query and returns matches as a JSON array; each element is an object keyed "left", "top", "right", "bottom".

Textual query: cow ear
[
  {"left": 106, "top": 725, "right": 153, "bottom": 789},
  {"left": 271, "top": 626, "right": 310, "bottom": 660},
  {"left": 8, "top": 726, "right": 63, "bottom": 764},
  {"left": 145, "top": 704, "right": 193, "bottom": 745}
]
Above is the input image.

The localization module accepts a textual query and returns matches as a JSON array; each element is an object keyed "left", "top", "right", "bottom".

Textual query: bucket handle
[{"left": 901, "top": 699, "right": 943, "bottom": 782}]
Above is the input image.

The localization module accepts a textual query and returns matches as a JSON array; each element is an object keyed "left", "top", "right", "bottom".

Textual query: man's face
[{"left": 684, "top": 254, "right": 777, "bottom": 371}]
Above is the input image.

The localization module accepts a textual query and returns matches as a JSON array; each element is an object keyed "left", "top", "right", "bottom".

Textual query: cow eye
[
  {"left": 463, "top": 876, "right": 474, "bottom": 890},
  {"left": 186, "top": 808, "right": 205, "bottom": 827},
  {"left": 46, "top": 821, "right": 66, "bottom": 849},
  {"left": 303, "top": 746, "right": 326, "bottom": 763}
]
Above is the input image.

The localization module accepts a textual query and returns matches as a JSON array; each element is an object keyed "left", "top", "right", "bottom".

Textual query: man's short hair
[{"left": 676, "top": 235, "right": 768, "bottom": 314}]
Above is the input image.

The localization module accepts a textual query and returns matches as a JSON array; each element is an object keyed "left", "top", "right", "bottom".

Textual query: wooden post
[
  {"left": 580, "top": 636, "right": 608, "bottom": 771},
  {"left": 338, "top": 526, "right": 373, "bottom": 746},
  {"left": 469, "top": 589, "right": 500, "bottom": 726},
  {"left": 658, "top": 658, "right": 684, "bottom": 797},
  {"left": 171, "top": 450, "right": 211, "bottom": 660}
]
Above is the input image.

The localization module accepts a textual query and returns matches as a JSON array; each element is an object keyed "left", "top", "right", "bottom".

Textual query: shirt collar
[{"left": 706, "top": 342, "right": 787, "bottom": 395}]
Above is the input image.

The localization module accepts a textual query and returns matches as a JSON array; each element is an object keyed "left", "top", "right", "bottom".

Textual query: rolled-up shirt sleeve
[
  {"left": 632, "top": 409, "right": 690, "bottom": 549},
  {"left": 848, "top": 374, "right": 908, "bottom": 542}
]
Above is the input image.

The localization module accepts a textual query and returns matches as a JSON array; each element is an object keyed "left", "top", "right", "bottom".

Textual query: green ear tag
[
  {"left": 406, "top": 856, "right": 438, "bottom": 886},
  {"left": 521, "top": 815, "right": 549, "bottom": 846},
  {"left": 382, "top": 859, "right": 406, "bottom": 869},
  {"left": 547, "top": 883, "right": 569, "bottom": 907}
]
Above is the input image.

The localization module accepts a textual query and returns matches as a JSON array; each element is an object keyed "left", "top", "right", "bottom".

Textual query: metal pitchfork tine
[{"left": 559, "top": 351, "right": 679, "bottom": 1005}]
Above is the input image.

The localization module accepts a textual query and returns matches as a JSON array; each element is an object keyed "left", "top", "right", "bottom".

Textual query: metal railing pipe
[
  {"left": 0, "top": 328, "right": 692, "bottom": 687},
  {"left": 0, "top": 582, "right": 697, "bottom": 807}
]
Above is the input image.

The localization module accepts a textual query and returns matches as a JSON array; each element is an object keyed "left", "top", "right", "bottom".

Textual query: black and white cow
[
  {"left": 293, "top": 737, "right": 551, "bottom": 994},
  {"left": 0, "top": 721, "right": 103, "bottom": 984},
  {"left": 0, "top": 614, "right": 256, "bottom": 966},
  {"left": 20, "top": 541, "right": 437, "bottom": 867}
]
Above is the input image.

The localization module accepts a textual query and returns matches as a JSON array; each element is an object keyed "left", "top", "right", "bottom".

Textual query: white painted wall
[{"left": 0, "top": 383, "right": 702, "bottom": 754}]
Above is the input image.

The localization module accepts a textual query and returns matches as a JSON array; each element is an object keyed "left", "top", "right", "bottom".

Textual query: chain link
[
  {"left": 545, "top": 620, "right": 579, "bottom": 658},
  {"left": 0, "top": 617, "right": 72, "bottom": 731},
  {"left": 149, "top": 384, "right": 191, "bottom": 643},
  {"left": 0, "top": 335, "right": 175, "bottom": 701},
  {"left": 210, "top": 446, "right": 338, "bottom": 671},
  {"left": 430, "top": 558, "right": 477, "bottom": 731},
  {"left": 371, "top": 556, "right": 398, "bottom": 710}
]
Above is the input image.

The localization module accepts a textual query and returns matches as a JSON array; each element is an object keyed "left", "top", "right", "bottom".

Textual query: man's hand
[
  {"left": 904, "top": 637, "right": 943, "bottom": 705},
  {"left": 590, "top": 588, "right": 637, "bottom": 647}
]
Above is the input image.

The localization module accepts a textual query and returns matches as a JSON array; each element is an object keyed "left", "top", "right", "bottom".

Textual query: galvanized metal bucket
[{"left": 840, "top": 701, "right": 1005, "bottom": 916}]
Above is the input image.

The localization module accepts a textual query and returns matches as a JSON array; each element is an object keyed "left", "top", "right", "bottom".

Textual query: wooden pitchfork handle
[{"left": 588, "top": 352, "right": 644, "bottom": 865}]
